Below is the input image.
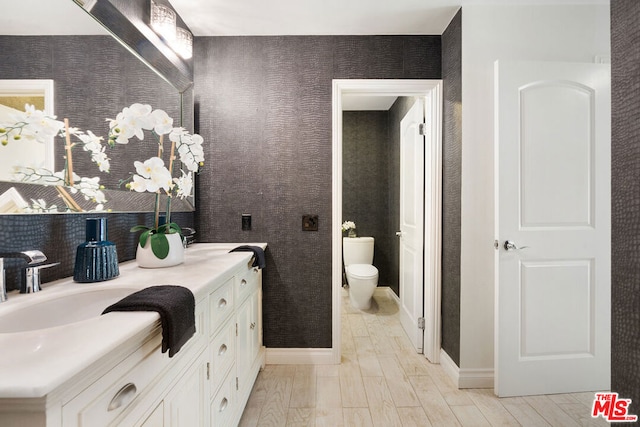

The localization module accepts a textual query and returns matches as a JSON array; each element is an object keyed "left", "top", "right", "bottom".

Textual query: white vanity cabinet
[
  {"left": 61, "top": 291, "right": 209, "bottom": 427},
  {"left": 209, "top": 262, "right": 264, "bottom": 427},
  {"left": 0, "top": 244, "right": 266, "bottom": 427}
]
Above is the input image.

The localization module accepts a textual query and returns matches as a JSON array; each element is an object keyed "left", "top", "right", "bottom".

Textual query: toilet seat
[{"left": 347, "top": 264, "right": 378, "bottom": 279}]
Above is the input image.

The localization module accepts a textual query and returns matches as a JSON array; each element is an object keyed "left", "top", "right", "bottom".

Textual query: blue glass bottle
[{"left": 73, "top": 218, "right": 119, "bottom": 282}]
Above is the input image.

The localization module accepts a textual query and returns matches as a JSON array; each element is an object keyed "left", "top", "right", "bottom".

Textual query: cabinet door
[
  {"left": 164, "top": 354, "right": 208, "bottom": 427},
  {"left": 139, "top": 402, "right": 163, "bottom": 427},
  {"left": 236, "top": 290, "right": 259, "bottom": 389}
]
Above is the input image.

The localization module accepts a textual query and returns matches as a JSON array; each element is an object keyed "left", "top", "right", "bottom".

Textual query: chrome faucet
[{"left": 0, "top": 251, "right": 47, "bottom": 302}]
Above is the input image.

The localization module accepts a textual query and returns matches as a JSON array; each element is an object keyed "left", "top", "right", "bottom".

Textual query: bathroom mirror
[
  {"left": 0, "top": 80, "right": 55, "bottom": 182},
  {"left": 0, "top": 0, "right": 195, "bottom": 214}
]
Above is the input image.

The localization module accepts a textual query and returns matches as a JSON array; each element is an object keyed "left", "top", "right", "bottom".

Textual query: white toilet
[{"left": 343, "top": 237, "right": 379, "bottom": 310}]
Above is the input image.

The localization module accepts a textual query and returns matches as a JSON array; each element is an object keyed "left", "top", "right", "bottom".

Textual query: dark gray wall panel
[
  {"left": 440, "top": 8, "right": 462, "bottom": 367},
  {"left": 611, "top": 0, "right": 640, "bottom": 415},
  {"left": 343, "top": 111, "right": 391, "bottom": 286},
  {"left": 194, "top": 35, "right": 441, "bottom": 348}
]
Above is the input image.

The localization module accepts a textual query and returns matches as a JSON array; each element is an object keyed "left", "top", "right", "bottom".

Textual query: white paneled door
[
  {"left": 399, "top": 98, "right": 425, "bottom": 353},
  {"left": 495, "top": 61, "right": 611, "bottom": 397}
]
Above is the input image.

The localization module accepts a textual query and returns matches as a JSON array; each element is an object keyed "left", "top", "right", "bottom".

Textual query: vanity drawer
[
  {"left": 210, "top": 368, "right": 237, "bottom": 427},
  {"left": 236, "top": 265, "right": 260, "bottom": 305},
  {"left": 62, "top": 333, "right": 168, "bottom": 427},
  {"left": 209, "top": 277, "right": 234, "bottom": 336},
  {"left": 210, "top": 317, "right": 236, "bottom": 396}
]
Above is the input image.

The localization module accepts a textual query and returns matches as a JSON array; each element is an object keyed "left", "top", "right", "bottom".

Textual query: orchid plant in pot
[{"left": 108, "top": 103, "right": 204, "bottom": 268}]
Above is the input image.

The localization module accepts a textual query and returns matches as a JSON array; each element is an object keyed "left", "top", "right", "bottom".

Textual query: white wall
[{"left": 459, "top": 4, "right": 610, "bottom": 374}]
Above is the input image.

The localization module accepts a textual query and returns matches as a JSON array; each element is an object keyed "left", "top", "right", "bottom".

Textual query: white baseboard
[
  {"left": 265, "top": 348, "right": 335, "bottom": 365},
  {"left": 440, "top": 349, "right": 494, "bottom": 389},
  {"left": 375, "top": 286, "right": 400, "bottom": 304}
]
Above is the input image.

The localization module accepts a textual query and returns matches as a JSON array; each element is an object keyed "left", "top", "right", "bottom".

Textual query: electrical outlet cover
[{"left": 302, "top": 214, "right": 318, "bottom": 231}]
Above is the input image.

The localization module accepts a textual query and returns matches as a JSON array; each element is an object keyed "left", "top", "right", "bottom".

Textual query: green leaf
[
  {"left": 139, "top": 229, "right": 151, "bottom": 248},
  {"left": 168, "top": 222, "right": 182, "bottom": 234},
  {"left": 150, "top": 232, "right": 170, "bottom": 259},
  {"left": 157, "top": 222, "right": 182, "bottom": 235}
]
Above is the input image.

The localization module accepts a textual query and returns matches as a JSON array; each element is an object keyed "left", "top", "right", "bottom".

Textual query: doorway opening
[{"left": 331, "top": 79, "right": 443, "bottom": 364}]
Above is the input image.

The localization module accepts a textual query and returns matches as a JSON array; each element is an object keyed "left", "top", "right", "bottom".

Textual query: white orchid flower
[
  {"left": 173, "top": 170, "right": 193, "bottom": 199},
  {"left": 171, "top": 129, "right": 204, "bottom": 172},
  {"left": 77, "top": 130, "right": 111, "bottom": 172},
  {"left": 132, "top": 157, "right": 172, "bottom": 193},
  {"left": 151, "top": 109, "right": 173, "bottom": 135},
  {"left": 169, "top": 127, "right": 189, "bottom": 141},
  {"left": 1, "top": 104, "right": 64, "bottom": 145},
  {"left": 129, "top": 174, "right": 149, "bottom": 192}
]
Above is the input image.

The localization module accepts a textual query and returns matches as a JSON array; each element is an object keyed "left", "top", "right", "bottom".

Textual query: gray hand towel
[{"left": 102, "top": 285, "right": 196, "bottom": 357}]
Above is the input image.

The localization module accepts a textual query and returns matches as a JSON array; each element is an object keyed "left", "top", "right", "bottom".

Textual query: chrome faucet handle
[
  {"left": 0, "top": 251, "right": 49, "bottom": 302},
  {"left": 22, "top": 262, "right": 60, "bottom": 294},
  {"left": 0, "top": 250, "right": 47, "bottom": 264}
]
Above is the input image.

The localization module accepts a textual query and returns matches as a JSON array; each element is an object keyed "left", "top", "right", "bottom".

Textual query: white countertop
[{"left": 0, "top": 243, "right": 266, "bottom": 399}]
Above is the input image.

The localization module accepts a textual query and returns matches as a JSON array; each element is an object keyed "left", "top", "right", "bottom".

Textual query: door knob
[
  {"left": 395, "top": 231, "right": 403, "bottom": 237},
  {"left": 503, "top": 240, "right": 529, "bottom": 251}
]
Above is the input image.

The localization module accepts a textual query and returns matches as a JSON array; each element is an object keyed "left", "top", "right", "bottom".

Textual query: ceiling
[
  {"left": 170, "top": 0, "right": 461, "bottom": 36},
  {"left": 170, "top": 0, "right": 608, "bottom": 37},
  {"left": 0, "top": 0, "right": 108, "bottom": 35},
  {"left": 1, "top": 0, "right": 608, "bottom": 37}
]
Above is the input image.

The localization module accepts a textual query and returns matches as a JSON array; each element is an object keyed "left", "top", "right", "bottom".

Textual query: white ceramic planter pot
[{"left": 136, "top": 232, "right": 184, "bottom": 268}]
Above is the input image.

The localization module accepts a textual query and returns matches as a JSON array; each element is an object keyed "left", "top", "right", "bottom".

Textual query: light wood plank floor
[{"left": 239, "top": 289, "right": 607, "bottom": 427}]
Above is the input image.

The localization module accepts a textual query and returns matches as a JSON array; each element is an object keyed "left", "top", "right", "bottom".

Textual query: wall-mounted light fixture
[
  {"left": 150, "top": 0, "right": 176, "bottom": 41},
  {"left": 174, "top": 27, "right": 193, "bottom": 59},
  {"left": 150, "top": 0, "right": 193, "bottom": 60}
]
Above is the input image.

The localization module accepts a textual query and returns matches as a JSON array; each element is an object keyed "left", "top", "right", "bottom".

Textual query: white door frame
[{"left": 331, "top": 79, "right": 443, "bottom": 364}]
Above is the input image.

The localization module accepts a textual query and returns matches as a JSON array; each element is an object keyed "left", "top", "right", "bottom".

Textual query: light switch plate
[{"left": 242, "top": 214, "right": 251, "bottom": 231}]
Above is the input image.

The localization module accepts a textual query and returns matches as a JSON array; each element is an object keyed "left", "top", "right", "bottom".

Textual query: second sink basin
[{"left": 0, "top": 287, "right": 138, "bottom": 333}]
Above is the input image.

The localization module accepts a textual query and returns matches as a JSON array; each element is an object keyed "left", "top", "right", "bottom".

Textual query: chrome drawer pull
[
  {"left": 218, "top": 298, "right": 227, "bottom": 308},
  {"left": 240, "top": 279, "right": 247, "bottom": 287},
  {"left": 250, "top": 322, "right": 256, "bottom": 330},
  {"left": 107, "top": 383, "right": 137, "bottom": 411},
  {"left": 219, "top": 397, "right": 228, "bottom": 412},
  {"left": 218, "top": 343, "right": 228, "bottom": 356}
]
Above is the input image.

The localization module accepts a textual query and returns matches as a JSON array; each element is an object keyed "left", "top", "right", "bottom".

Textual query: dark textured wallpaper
[
  {"left": 611, "top": 0, "right": 640, "bottom": 416},
  {"left": 342, "top": 111, "right": 392, "bottom": 288},
  {"left": 194, "top": 36, "right": 441, "bottom": 348},
  {"left": 441, "top": 9, "right": 462, "bottom": 366}
]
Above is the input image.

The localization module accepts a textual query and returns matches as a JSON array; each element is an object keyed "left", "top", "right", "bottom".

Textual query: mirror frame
[{"left": 77, "top": 0, "right": 194, "bottom": 94}]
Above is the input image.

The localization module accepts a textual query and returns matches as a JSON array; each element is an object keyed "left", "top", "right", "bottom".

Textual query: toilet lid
[{"left": 347, "top": 264, "right": 378, "bottom": 278}]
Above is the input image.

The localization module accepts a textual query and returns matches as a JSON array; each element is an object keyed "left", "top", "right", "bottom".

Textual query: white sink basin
[{"left": 0, "top": 287, "right": 138, "bottom": 333}]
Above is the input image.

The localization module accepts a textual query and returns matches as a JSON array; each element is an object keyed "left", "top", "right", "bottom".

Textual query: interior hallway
[{"left": 239, "top": 289, "right": 606, "bottom": 426}]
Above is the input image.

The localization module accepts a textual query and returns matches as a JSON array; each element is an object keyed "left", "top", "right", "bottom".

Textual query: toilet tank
[{"left": 343, "top": 237, "right": 374, "bottom": 266}]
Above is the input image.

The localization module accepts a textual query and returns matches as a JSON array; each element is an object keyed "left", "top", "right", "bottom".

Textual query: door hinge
[
  {"left": 418, "top": 317, "right": 425, "bottom": 330},
  {"left": 206, "top": 362, "right": 210, "bottom": 380},
  {"left": 236, "top": 377, "right": 239, "bottom": 391},
  {"left": 418, "top": 123, "right": 427, "bottom": 136},
  {"left": 236, "top": 323, "right": 238, "bottom": 336}
]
